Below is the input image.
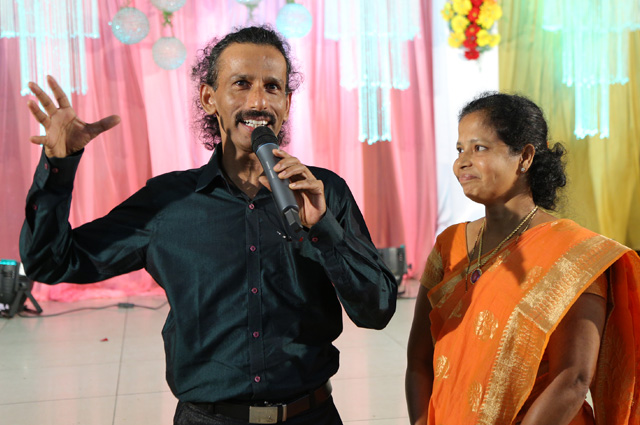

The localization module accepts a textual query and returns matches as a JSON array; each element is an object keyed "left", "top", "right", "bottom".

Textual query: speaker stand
[{"left": 7, "top": 282, "right": 42, "bottom": 318}]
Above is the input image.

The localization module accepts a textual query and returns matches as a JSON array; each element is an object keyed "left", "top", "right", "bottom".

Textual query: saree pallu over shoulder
[
  {"left": 425, "top": 219, "right": 640, "bottom": 425},
  {"left": 592, "top": 250, "right": 640, "bottom": 424}
]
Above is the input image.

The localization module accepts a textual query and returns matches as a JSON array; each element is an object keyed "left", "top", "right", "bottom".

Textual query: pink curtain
[{"left": 0, "top": 0, "right": 436, "bottom": 302}]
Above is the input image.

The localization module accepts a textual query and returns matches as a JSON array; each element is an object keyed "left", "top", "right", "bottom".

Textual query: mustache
[{"left": 235, "top": 110, "right": 276, "bottom": 126}]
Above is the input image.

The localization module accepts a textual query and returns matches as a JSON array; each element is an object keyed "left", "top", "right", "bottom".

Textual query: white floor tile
[
  {"left": 122, "top": 301, "right": 169, "bottom": 340},
  {"left": 334, "top": 344, "right": 406, "bottom": 380},
  {"left": 0, "top": 308, "right": 126, "bottom": 345},
  {"left": 336, "top": 323, "right": 401, "bottom": 349},
  {"left": 117, "top": 359, "right": 172, "bottom": 395},
  {"left": 114, "top": 391, "right": 177, "bottom": 425},
  {"left": 0, "top": 363, "right": 120, "bottom": 404},
  {"left": 0, "top": 396, "right": 116, "bottom": 425},
  {"left": 333, "top": 375, "right": 408, "bottom": 422},
  {"left": 380, "top": 298, "right": 416, "bottom": 350},
  {"left": 0, "top": 336, "right": 123, "bottom": 370},
  {"left": 120, "top": 334, "right": 166, "bottom": 362}
]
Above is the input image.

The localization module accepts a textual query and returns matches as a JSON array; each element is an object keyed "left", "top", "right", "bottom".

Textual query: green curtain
[{"left": 498, "top": 0, "right": 640, "bottom": 250}]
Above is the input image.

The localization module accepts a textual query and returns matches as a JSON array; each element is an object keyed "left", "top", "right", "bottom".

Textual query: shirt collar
[{"left": 196, "top": 142, "right": 227, "bottom": 193}]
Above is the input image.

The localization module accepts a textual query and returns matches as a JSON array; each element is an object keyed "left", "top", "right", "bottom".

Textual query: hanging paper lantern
[
  {"left": 110, "top": 7, "right": 149, "bottom": 45},
  {"left": 150, "top": 0, "right": 186, "bottom": 13},
  {"left": 153, "top": 37, "right": 187, "bottom": 70},
  {"left": 276, "top": 2, "right": 312, "bottom": 38},
  {"left": 235, "top": 0, "right": 261, "bottom": 6},
  {"left": 236, "top": 0, "right": 262, "bottom": 21}
]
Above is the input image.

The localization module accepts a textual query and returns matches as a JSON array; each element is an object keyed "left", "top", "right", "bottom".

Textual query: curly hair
[
  {"left": 459, "top": 92, "right": 566, "bottom": 210},
  {"left": 191, "top": 25, "right": 303, "bottom": 149}
]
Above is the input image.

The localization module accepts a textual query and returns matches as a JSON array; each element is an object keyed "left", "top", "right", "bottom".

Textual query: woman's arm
[
  {"left": 520, "top": 290, "right": 606, "bottom": 425},
  {"left": 406, "top": 285, "right": 435, "bottom": 425}
]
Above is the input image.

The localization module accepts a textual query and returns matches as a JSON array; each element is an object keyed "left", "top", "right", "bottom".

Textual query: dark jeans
[{"left": 173, "top": 396, "right": 343, "bottom": 425}]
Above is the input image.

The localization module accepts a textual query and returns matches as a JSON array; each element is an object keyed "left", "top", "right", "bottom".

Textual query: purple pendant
[{"left": 470, "top": 269, "right": 482, "bottom": 284}]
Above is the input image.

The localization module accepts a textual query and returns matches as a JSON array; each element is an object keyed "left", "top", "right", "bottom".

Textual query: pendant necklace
[{"left": 465, "top": 206, "right": 539, "bottom": 290}]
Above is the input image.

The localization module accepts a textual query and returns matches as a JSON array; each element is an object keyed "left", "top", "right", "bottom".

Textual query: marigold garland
[{"left": 441, "top": 0, "right": 502, "bottom": 60}]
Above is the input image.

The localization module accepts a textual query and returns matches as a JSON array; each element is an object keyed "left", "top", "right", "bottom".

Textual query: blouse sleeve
[
  {"left": 421, "top": 242, "right": 445, "bottom": 292},
  {"left": 583, "top": 271, "right": 608, "bottom": 301}
]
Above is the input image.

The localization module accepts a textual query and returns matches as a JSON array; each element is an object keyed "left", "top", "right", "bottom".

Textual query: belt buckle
[{"left": 249, "top": 405, "right": 281, "bottom": 424}]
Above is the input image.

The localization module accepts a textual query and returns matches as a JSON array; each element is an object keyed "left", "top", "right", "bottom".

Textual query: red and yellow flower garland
[{"left": 441, "top": 0, "right": 502, "bottom": 60}]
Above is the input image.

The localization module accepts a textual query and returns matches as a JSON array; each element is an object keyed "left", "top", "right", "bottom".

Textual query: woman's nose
[{"left": 456, "top": 151, "right": 471, "bottom": 168}]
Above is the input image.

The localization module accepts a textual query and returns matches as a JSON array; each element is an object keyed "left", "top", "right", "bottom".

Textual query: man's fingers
[
  {"left": 99, "top": 115, "right": 122, "bottom": 132},
  {"left": 289, "top": 179, "right": 322, "bottom": 192},
  {"left": 275, "top": 157, "right": 300, "bottom": 169},
  {"left": 27, "top": 100, "right": 51, "bottom": 128},
  {"left": 46, "top": 75, "right": 71, "bottom": 109},
  {"left": 273, "top": 156, "right": 304, "bottom": 175},
  {"left": 28, "top": 81, "right": 58, "bottom": 116},
  {"left": 272, "top": 148, "right": 291, "bottom": 159},
  {"left": 29, "top": 135, "right": 47, "bottom": 146},
  {"left": 279, "top": 164, "right": 311, "bottom": 181},
  {"left": 87, "top": 115, "right": 121, "bottom": 137}
]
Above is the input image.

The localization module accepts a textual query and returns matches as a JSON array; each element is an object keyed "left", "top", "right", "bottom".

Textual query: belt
[{"left": 192, "top": 381, "right": 332, "bottom": 424}]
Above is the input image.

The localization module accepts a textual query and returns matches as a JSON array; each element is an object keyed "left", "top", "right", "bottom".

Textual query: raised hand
[{"left": 26, "top": 75, "right": 120, "bottom": 158}]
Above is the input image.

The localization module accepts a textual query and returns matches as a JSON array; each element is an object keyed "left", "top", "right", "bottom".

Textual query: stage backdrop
[
  {"left": 0, "top": 0, "right": 437, "bottom": 301},
  {"left": 499, "top": 0, "right": 640, "bottom": 251}
]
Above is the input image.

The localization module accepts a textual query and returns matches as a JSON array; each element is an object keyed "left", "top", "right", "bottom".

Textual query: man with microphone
[{"left": 20, "top": 25, "right": 397, "bottom": 425}]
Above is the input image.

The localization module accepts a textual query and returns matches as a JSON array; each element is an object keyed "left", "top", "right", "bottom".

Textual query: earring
[{"left": 521, "top": 167, "right": 526, "bottom": 172}]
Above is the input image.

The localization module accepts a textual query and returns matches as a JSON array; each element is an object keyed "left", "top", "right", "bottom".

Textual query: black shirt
[{"left": 20, "top": 144, "right": 397, "bottom": 403}]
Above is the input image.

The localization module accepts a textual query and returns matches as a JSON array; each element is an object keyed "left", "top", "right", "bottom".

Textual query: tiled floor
[{"left": 0, "top": 280, "right": 420, "bottom": 425}]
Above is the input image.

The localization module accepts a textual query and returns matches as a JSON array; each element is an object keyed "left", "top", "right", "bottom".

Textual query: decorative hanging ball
[
  {"left": 235, "top": 0, "right": 262, "bottom": 6},
  {"left": 276, "top": 3, "right": 312, "bottom": 38},
  {"left": 150, "top": 0, "right": 186, "bottom": 13},
  {"left": 152, "top": 37, "right": 187, "bottom": 70},
  {"left": 235, "top": 0, "right": 262, "bottom": 22},
  {"left": 110, "top": 7, "right": 150, "bottom": 45}
]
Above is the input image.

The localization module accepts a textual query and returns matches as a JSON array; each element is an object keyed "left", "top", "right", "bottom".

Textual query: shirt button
[
  {"left": 52, "top": 168, "right": 59, "bottom": 174},
  {"left": 254, "top": 376, "right": 261, "bottom": 383},
  {"left": 250, "top": 245, "right": 256, "bottom": 252},
  {"left": 248, "top": 203, "right": 255, "bottom": 210},
  {"left": 253, "top": 331, "right": 260, "bottom": 338},
  {"left": 32, "top": 204, "right": 38, "bottom": 211},
  {"left": 311, "top": 237, "right": 319, "bottom": 243},
  {"left": 251, "top": 287, "right": 258, "bottom": 294}
]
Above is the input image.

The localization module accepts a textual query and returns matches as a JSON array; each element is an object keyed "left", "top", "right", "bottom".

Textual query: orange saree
[{"left": 421, "top": 219, "right": 640, "bottom": 424}]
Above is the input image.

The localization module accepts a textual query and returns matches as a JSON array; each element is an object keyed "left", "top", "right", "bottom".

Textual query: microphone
[{"left": 251, "top": 126, "right": 303, "bottom": 233}]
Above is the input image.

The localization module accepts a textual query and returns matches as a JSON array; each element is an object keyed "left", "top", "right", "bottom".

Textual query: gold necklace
[{"left": 467, "top": 206, "right": 538, "bottom": 287}]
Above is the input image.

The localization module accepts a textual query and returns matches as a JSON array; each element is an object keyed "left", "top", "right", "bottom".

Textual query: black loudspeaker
[
  {"left": 0, "top": 259, "right": 42, "bottom": 318},
  {"left": 377, "top": 246, "right": 410, "bottom": 294}
]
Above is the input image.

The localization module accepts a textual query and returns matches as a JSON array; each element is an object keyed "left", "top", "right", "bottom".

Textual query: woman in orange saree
[{"left": 406, "top": 93, "right": 640, "bottom": 425}]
